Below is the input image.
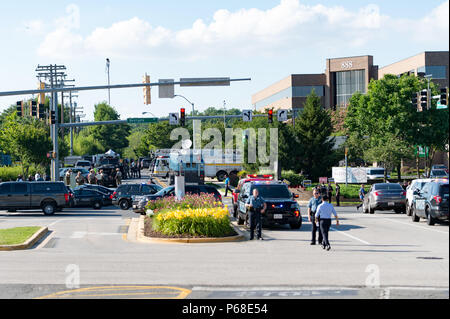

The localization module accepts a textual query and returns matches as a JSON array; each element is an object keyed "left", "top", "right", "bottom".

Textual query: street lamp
[
  {"left": 106, "top": 58, "right": 111, "bottom": 105},
  {"left": 174, "top": 94, "right": 194, "bottom": 116}
]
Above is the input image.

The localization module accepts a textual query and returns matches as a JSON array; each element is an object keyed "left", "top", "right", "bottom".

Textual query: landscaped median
[
  {"left": 136, "top": 193, "right": 245, "bottom": 243},
  {"left": 0, "top": 226, "right": 48, "bottom": 251}
]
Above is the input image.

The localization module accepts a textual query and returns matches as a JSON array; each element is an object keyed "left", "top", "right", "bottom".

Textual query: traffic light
[
  {"left": 420, "top": 89, "right": 429, "bottom": 111},
  {"left": 50, "top": 110, "right": 56, "bottom": 124},
  {"left": 411, "top": 93, "right": 419, "bottom": 111},
  {"left": 38, "top": 82, "right": 45, "bottom": 105},
  {"left": 180, "top": 108, "right": 186, "bottom": 126},
  {"left": 268, "top": 109, "right": 273, "bottom": 124},
  {"left": 38, "top": 104, "right": 45, "bottom": 119},
  {"left": 16, "top": 101, "right": 23, "bottom": 117},
  {"left": 143, "top": 74, "right": 151, "bottom": 105},
  {"left": 30, "top": 101, "right": 37, "bottom": 117},
  {"left": 440, "top": 87, "right": 448, "bottom": 106}
]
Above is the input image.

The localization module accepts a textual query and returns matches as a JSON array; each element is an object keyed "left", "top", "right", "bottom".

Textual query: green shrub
[
  {"left": 0, "top": 165, "right": 43, "bottom": 182},
  {"left": 281, "top": 172, "right": 304, "bottom": 187}
]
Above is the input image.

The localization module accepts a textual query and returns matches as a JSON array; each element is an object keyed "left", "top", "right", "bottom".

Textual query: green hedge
[{"left": 0, "top": 165, "right": 46, "bottom": 182}]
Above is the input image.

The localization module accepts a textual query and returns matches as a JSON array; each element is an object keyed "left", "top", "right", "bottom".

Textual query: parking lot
[{"left": 0, "top": 175, "right": 448, "bottom": 299}]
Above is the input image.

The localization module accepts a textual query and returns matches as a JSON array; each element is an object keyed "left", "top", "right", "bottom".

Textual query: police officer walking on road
[
  {"left": 315, "top": 195, "right": 339, "bottom": 251},
  {"left": 245, "top": 189, "right": 267, "bottom": 241},
  {"left": 308, "top": 189, "right": 323, "bottom": 245}
]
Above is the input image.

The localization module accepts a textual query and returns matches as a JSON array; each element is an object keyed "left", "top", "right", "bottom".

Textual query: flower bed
[{"left": 144, "top": 194, "right": 236, "bottom": 238}]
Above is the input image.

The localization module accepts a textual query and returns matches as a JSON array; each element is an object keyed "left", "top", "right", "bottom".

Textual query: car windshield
[
  {"left": 154, "top": 186, "right": 174, "bottom": 196},
  {"left": 432, "top": 170, "right": 447, "bottom": 176},
  {"left": 433, "top": 165, "right": 447, "bottom": 169},
  {"left": 374, "top": 184, "right": 403, "bottom": 190},
  {"left": 252, "top": 185, "right": 290, "bottom": 199},
  {"left": 368, "top": 169, "right": 385, "bottom": 175}
]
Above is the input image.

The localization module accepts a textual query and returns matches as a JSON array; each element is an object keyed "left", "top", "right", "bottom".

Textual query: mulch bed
[{"left": 144, "top": 216, "right": 238, "bottom": 239}]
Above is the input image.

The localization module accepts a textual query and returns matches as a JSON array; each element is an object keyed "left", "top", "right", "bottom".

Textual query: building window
[
  {"left": 334, "top": 69, "right": 366, "bottom": 107},
  {"left": 292, "top": 86, "right": 324, "bottom": 97},
  {"left": 417, "top": 66, "right": 446, "bottom": 79}
]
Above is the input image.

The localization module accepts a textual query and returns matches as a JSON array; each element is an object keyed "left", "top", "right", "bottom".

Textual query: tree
[
  {"left": 293, "top": 90, "right": 336, "bottom": 180},
  {"left": 345, "top": 74, "right": 448, "bottom": 180},
  {"left": 0, "top": 112, "right": 52, "bottom": 175},
  {"left": 91, "top": 102, "right": 131, "bottom": 153}
]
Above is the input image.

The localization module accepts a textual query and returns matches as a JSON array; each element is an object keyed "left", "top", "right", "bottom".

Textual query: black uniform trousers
[
  {"left": 310, "top": 213, "right": 322, "bottom": 244},
  {"left": 249, "top": 209, "right": 262, "bottom": 239},
  {"left": 319, "top": 218, "right": 332, "bottom": 247}
]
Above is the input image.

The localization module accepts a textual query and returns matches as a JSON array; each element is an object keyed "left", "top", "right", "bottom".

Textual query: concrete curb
[
  {"left": 136, "top": 215, "right": 245, "bottom": 244},
  {"left": 0, "top": 227, "right": 49, "bottom": 251}
]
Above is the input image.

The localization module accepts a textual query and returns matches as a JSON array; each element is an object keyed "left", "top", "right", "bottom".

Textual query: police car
[
  {"left": 235, "top": 181, "right": 302, "bottom": 229},
  {"left": 411, "top": 179, "right": 449, "bottom": 225}
]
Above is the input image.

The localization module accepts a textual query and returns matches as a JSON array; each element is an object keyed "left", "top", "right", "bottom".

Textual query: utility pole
[
  {"left": 36, "top": 64, "right": 67, "bottom": 181},
  {"left": 106, "top": 58, "right": 111, "bottom": 105},
  {"left": 223, "top": 100, "right": 226, "bottom": 128}
]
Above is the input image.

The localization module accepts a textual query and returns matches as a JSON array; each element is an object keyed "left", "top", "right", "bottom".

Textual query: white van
[
  {"left": 366, "top": 167, "right": 390, "bottom": 180},
  {"left": 151, "top": 156, "right": 170, "bottom": 177}
]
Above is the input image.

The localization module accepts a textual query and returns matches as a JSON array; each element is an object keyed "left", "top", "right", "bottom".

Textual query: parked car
[
  {"left": 231, "top": 174, "right": 274, "bottom": 217},
  {"left": 59, "top": 167, "right": 89, "bottom": 181},
  {"left": 366, "top": 167, "right": 390, "bottom": 180},
  {"left": 0, "top": 181, "right": 69, "bottom": 215},
  {"left": 411, "top": 180, "right": 449, "bottom": 225},
  {"left": 75, "top": 160, "right": 92, "bottom": 168},
  {"left": 235, "top": 181, "right": 302, "bottom": 229},
  {"left": 74, "top": 185, "right": 114, "bottom": 206},
  {"left": 362, "top": 183, "right": 406, "bottom": 214},
  {"left": 431, "top": 164, "right": 448, "bottom": 174},
  {"left": 406, "top": 179, "right": 432, "bottom": 216},
  {"left": 132, "top": 184, "right": 222, "bottom": 214},
  {"left": 71, "top": 188, "right": 105, "bottom": 209},
  {"left": 429, "top": 169, "right": 449, "bottom": 179},
  {"left": 112, "top": 183, "right": 163, "bottom": 210}
]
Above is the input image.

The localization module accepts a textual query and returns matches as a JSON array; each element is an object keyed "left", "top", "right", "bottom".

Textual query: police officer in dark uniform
[{"left": 245, "top": 188, "right": 267, "bottom": 240}]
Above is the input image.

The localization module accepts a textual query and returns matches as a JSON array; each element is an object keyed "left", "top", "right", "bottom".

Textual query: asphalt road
[{"left": 0, "top": 174, "right": 448, "bottom": 299}]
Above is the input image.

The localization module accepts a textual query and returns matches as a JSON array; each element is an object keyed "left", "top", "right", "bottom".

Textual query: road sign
[
  {"left": 169, "top": 113, "right": 179, "bottom": 125},
  {"left": 437, "top": 101, "right": 448, "bottom": 109},
  {"left": 277, "top": 109, "right": 288, "bottom": 122},
  {"left": 415, "top": 146, "right": 429, "bottom": 158},
  {"left": 127, "top": 118, "right": 158, "bottom": 124},
  {"left": 242, "top": 110, "right": 252, "bottom": 122},
  {"left": 180, "top": 77, "right": 230, "bottom": 87},
  {"left": 319, "top": 177, "right": 328, "bottom": 184},
  {"left": 159, "top": 79, "right": 174, "bottom": 98}
]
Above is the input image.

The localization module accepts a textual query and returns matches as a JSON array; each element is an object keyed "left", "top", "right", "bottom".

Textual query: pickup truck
[{"left": 0, "top": 181, "right": 69, "bottom": 215}]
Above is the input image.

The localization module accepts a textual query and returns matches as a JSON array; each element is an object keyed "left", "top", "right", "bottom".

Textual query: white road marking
[
  {"left": 70, "top": 231, "right": 121, "bottom": 238},
  {"left": 47, "top": 220, "right": 62, "bottom": 227},
  {"left": 330, "top": 227, "right": 371, "bottom": 245},
  {"left": 382, "top": 218, "right": 449, "bottom": 234},
  {"left": 192, "top": 286, "right": 359, "bottom": 291},
  {"left": 70, "top": 231, "right": 87, "bottom": 239}
]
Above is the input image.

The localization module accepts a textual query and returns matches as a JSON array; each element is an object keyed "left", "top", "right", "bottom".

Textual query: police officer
[
  {"left": 315, "top": 195, "right": 339, "bottom": 251},
  {"left": 308, "top": 189, "right": 323, "bottom": 245},
  {"left": 245, "top": 188, "right": 267, "bottom": 240}
]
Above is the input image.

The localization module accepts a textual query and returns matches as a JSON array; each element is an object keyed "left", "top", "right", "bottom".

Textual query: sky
[{"left": 0, "top": 0, "right": 448, "bottom": 121}]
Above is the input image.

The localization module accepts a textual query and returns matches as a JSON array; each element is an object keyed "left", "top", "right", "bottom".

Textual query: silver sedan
[{"left": 362, "top": 183, "right": 406, "bottom": 214}]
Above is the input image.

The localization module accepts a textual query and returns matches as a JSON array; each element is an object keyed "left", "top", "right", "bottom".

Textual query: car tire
[
  {"left": 394, "top": 208, "right": 402, "bottom": 214},
  {"left": 411, "top": 207, "right": 420, "bottom": 222},
  {"left": 216, "top": 171, "right": 227, "bottom": 182},
  {"left": 42, "top": 202, "right": 56, "bottom": 216},
  {"left": 362, "top": 202, "right": 368, "bottom": 214},
  {"left": 406, "top": 202, "right": 412, "bottom": 216},
  {"left": 119, "top": 199, "right": 130, "bottom": 210},
  {"left": 369, "top": 205, "right": 375, "bottom": 214},
  {"left": 93, "top": 201, "right": 102, "bottom": 210},
  {"left": 237, "top": 212, "right": 245, "bottom": 225},
  {"left": 290, "top": 220, "right": 302, "bottom": 229},
  {"left": 426, "top": 208, "right": 435, "bottom": 226}
]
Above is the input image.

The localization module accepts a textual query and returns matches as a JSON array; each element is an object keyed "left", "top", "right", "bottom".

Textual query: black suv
[
  {"left": 411, "top": 181, "right": 449, "bottom": 225},
  {"left": 0, "top": 181, "right": 69, "bottom": 215},
  {"left": 235, "top": 181, "right": 302, "bottom": 229},
  {"left": 112, "top": 183, "right": 163, "bottom": 210},
  {"left": 132, "top": 184, "right": 222, "bottom": 214}
]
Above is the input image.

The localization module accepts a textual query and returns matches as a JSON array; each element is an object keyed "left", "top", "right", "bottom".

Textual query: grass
[
  {"left": 0, "top": 227, "right": 41, "bottom": 245},
  {"left": 306, "top": 184, "right": 362, "bottom": 198}
]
